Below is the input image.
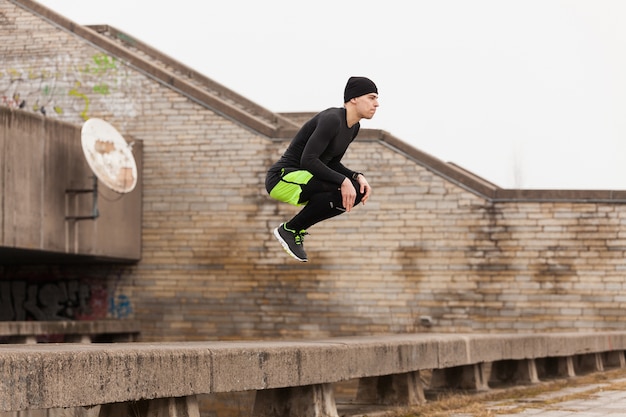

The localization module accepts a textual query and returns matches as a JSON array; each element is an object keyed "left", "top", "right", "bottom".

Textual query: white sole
[{"left": 273, "top": 227, "right": 308, "bottom": 262}]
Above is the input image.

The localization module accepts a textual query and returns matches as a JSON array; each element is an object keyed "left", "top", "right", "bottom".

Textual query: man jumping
[{"left": 265, "top": 76, "right": 378, "bottom": 261}]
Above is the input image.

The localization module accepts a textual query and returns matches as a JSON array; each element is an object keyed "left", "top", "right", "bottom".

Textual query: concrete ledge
[{"left": 1, "top": 332, "right": 626, "bottom": 414}]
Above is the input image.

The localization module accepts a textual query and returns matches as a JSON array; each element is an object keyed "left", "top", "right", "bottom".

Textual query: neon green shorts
[{"left": 269, "top": 169, "right": 313, "bottom": 206}]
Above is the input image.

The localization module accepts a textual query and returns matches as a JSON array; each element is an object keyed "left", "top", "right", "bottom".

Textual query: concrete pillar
[
  {"left": 430, "top": 364, "right": 488, "bottom": 391},
  {"left": 595, "top": 353, "right": 605, "bottom": 372},
  {"left": 517, "top": 359, "right": 540, "bottom": 384},
  {"left": 576, "top": 353, "right": 604, "bottom": 374},
  {"left": 557, "top": 356, "right": 576, "bottom": 378},
  {"left": 604, "top": 351, "right": 626, "bottom": 368},
  {"left": 490, "top": 359, "right": 539, "bottom": 386},
  {"left": 430, "top": 367, "right": 458, "bottom": 389},
  {"left": 252, "top": 384, "right": 338, "bottom": 417},
  {"left": 98, "top": 396, "right": 199, "bottom": 417},
  {"left": 355, "top": 376, "right": 378, "bottom": 401},
  {"left": 469, "top": 363, "right": 489, "bottom": 391},
  {"left": 355, "top": 371, "right": 425, "bottom": 406}
]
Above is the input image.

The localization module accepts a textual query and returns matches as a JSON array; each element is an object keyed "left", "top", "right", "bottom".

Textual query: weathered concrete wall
[
  {"left": 0, "top": 108, "right": 142, "bottom": 262},
  {"left": 3, "top": 0, "right": 626, "bottom": 340}
]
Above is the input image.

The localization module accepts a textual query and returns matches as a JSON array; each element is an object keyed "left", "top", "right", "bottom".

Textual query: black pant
[{"left": 287, "top": 177, "right": 365, "bottom": 231}]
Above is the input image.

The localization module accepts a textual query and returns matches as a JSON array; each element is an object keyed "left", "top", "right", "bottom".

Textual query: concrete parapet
[
  {"left": 1, "top": 332, "right": 626, "bottom": 416},
  {"left": 545, "top": 332, "right": 626, "bottom": 357}
]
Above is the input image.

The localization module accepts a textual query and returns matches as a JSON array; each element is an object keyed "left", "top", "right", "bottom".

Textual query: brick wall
[{"left": 3, "top": 0, "right": 626, "bottom": 341}]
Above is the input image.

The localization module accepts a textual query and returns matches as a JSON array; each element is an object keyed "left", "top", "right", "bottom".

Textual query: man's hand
[
  {"left": 356, "top": 174, "right": 372, "bottom": 205},
  {"left": 341, "top": 175, "right": 372, "bottom": 212},
  {"left": 341, "top": 177, "right": 357, "bottom": 212}
]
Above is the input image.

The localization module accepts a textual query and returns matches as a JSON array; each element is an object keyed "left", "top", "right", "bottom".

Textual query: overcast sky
[{"left": 36, "top": 0, "right": 626, "bottom": 190}]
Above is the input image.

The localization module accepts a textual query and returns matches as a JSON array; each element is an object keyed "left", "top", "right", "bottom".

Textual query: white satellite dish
[{"left": 80, "top": 118, "right": 137, "bottom": 194}]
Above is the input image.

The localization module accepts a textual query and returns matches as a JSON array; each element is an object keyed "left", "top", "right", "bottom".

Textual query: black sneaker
[{"left": 273, "top": 223, "right": 308, "bottom": 262}]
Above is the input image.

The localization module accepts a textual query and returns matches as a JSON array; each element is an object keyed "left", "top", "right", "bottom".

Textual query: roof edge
[
  {"left": 9, "top": 0, "right": 281, "bottom": 137},
  {"left": 87, "top": 24, "right": 301, "bottom": 132}
]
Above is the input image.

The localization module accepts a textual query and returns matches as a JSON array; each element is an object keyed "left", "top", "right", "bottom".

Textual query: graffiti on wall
[
  {"left": 0, "top": 53, "right": 139, "bottom": 121},
  {"left": 0, "top": 279, "right": 133, "bottom": 321},
  {"left": 109, "top": 294, "right": 133, "bottom": 319}
]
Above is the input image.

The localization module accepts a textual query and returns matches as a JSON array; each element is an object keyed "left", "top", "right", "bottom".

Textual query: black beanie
[{"left": 344, "top": 76, "right": 378, "bottom": 103}]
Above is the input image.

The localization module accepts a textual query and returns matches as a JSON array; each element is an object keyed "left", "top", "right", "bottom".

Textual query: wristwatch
[{"left": 351, "top": 172, "right": 363, "bottom": 180}]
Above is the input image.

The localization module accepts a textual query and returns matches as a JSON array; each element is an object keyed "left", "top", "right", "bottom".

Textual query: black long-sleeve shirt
[{"left": 267, "top": 107, "right": 360, "bottom": 190}]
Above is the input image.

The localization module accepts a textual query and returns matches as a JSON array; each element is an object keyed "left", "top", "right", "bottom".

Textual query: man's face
[{"left": 354, "top": 93, "right": 379, "bottom": 119}]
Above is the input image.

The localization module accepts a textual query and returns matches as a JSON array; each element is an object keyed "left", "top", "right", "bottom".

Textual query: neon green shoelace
[{"left": 294, "top": 230, "right": 308, "bottom": 245}]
